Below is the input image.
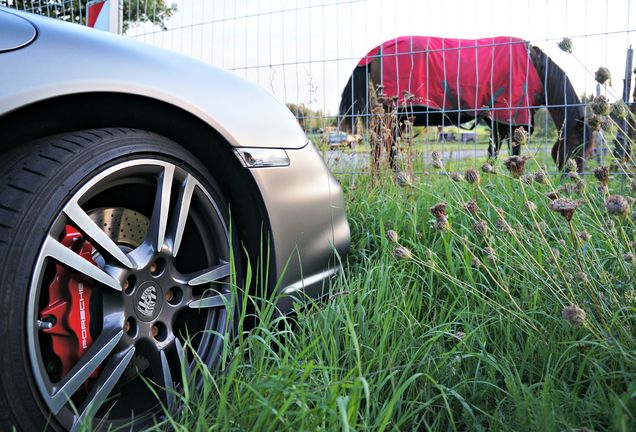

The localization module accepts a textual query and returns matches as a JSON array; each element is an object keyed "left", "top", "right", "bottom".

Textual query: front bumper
[{"left": 245, "top": 142, "right": 350, "bottom": 312}]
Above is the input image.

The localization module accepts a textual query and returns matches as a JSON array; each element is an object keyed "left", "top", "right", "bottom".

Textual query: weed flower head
[
  {"left": 473, "top": 220, "right": 488, "bottom": 237},
  {"left": 577, "top": 231, "right": 592, "bottom": 242},
  {"left": 624, "top": 252, "right": 634, "bottom": 263},
  {"left": 573, "top": 179, "right": 587, "bottom": 194},
  {"left": 595, "top": 66, "right": 611, "bottom": 85},
  {"left": 600, "top": 116, "right": 613, "bottom": 132},
  {"left": 565, "top": 158, "right": 578, "bottom": 173},
  {"left": 521, "top": 173, "right": 534, "bottom": 185},
  {"left": 463, "top": 200, "right": 479, "bottom": 216},
  {"left": 576, "top": 271, "right": 588, "bottom": 283},
  {"left": 431, "top": 150, "right": 442, "bottom": 162},
  {"left": 396, "top": 171, "right": 413, "bottom": 187},
  {"left": 432, "top": 160, "right": 444, "bottom": 169},
  {"left": 481, "top": 162, "right": 494, "bottom": 173},
  {"left": 471, "top": 256, "right": 481, "bottom": 268},
  {"left": 605, "top": 194, "right": 630, "bottom": 217},
  {"left": 393, "top": 245, "right": 412, "bottom": 260},
  {"left": 503, "top": 156, "right": 529, "bottom": 178},
  {"left": 545, "top": 191, "right": 560, "bottom": 200},
  {"left": 513, "top": 127, "right": 528, "bottom": 146},
  {"left": 587, "top": 114, "right": 602, "bottom": 131},
  {"left": 562, "top": 304, "right": 586, "bottom": 327},
  {"left": 593, "top": 166, "right": 610, "bottom": 186},
  {"left": 612, "top": 100, "right": 629, "bottom": 119},
  {"left": 450, "top": 172, "right": 462, "bottom": 182},
  {"left": 549, "top": 247, "right": 560, "bottom": 262},
  {"left": 386, "top": 229, "right": 399, "bottom": 244},
  {"left": 524, "top": 201, "right": 537, "bottom": 211},
  {"left": 590, "top": 95, "right": 611, "bottom": 116},
  {"left": 430, "top": 202, "right": 447, "bottom": 218},
  {"left": 557, "top": 37, "right": 573, "bottom": 53},
  {"left": 549, "top": 198, "right": 583, "bottom": 222},
  {"left": 464, "top": 168, "right": 481, "bottom": 185},
  {"left": 495, "top": 217, "right": 511, "bottom": 233},
  {"left": 484, "top": 246, "right": 497, "bottom": 264},
  {"left": 534, "top": 169, "right": 547, "bottom": 184},
  {"left": 433, "top": 215, "right": 450, "bottom": 232}
]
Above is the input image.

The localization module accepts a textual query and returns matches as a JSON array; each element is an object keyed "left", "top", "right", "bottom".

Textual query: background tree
[{"left": 0, "top": 0, "right": 176, "bottom": 32}]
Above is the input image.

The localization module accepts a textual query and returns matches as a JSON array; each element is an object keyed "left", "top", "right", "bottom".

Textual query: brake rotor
[{"left": 88, "top": 207, "right": 150, "bottom": 249}]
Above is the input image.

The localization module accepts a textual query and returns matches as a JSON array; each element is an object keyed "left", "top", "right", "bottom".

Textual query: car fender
[{"left": 0, "top": 8, "right": 307, "bottom": 150}]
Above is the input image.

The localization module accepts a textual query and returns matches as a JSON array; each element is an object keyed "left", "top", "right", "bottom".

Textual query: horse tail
[{"left": 338, "top": 65, "right": 369, "bottom": 133}]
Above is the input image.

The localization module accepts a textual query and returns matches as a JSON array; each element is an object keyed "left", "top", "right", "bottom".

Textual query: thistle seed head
[
  {"left": 473, "top": 220, "right": 489, "bottom": 237},
  {"left": 393, "top": 245, "right": 412, "bottom": 260},
  {"left": 396, "top": 171, "right": 413, "bottom": 187},
  {"left": 534, "top": 169, "right": 547, "bottom": 184},
  {"left": 430, "top": 202, "right": 447, "bottom": 218},
  {"left": 524, "top": 201, "right": 537, "bottom": 211},
  {"left": 481, "top": 162, "right": 494, "bottom": 173},
  {"left": 513, "top": 127, "right": 529, "bottom": 146},
  {"left": 587, "top": 114, "right": 602, "bottom": 131},
  {"left": 605, "top": 194, "right": 630, "bottom": 217},
  {"left": 431, "top": 150, "right": 442, "bottom": 162},
  {"left": 432, "top": 159, "right": 444, "bottom": 169},
  {"left": 433, "top": 215, "right": 450, "bottom": 232},
  {"left": 464, "top": 168, "right": 481, "bottom": 185},
  {"left": 562, "top": 304, "right": 586, "bottom": 327},
  {"left": 612, "top": 100, "right": 629, "bottom": 119},
  {"left": 590, "top": 95, "right": 611, "bottom": 116},
  {"left": 577, "top": 231, "right": 591, "bottom": 242},
  {"left": 549, "top": 198, "right": 583, "bottom": 221},
  {"left": 521, "top": 173, "right": 534, "bottom": 185},
  {"left": 565, "top": 158, "right": 578, "bottom": 173},
  {"left": 593, "top": 166, "right": 610, "bottom": 186},
  {"left": 386, "top": 229, "right": 399, "bottom": 244},
  {"left": 503, "top": 156, "right": 530, "bottom": 178},
  {"left": 595, "top": 67, "right": 612, "bottom": 85},
  {"left": 545, "top": 191, "right": 560, "bottom": 200},
  {"left": 557, "top": 37, "right": 573, "bottom": 53},
  {"left": 463, "top": 200, "right": 479, "bottom": 216},
  {"left": 449, "top": 172, "right": 462, "bottom": 182}
]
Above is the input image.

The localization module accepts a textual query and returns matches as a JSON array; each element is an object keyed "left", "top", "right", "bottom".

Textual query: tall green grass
[{"left": 133, "top": 152, "right": 636, "bottom": 432}]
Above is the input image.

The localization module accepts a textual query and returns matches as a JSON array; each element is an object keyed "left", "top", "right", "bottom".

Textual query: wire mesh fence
[{"left": 4, "top": 0, "right": 636, "bottom": 178}]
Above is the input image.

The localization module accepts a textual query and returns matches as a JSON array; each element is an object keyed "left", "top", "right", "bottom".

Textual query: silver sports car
[{"left": 0, "top": 7, "right": 349, "bottom": 431}]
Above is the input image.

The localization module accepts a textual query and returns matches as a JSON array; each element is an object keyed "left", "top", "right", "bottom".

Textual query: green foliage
[
  {"left": 0, "top": 0, "right": 176, "bottom": 32},
  {"left": 286, "top": 103, "right": 336, "bottom": 132}
]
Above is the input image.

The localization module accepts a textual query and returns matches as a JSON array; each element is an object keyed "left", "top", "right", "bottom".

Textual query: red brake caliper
[{"left": 40, "top": 226, "right": 97, "bottom": 377}]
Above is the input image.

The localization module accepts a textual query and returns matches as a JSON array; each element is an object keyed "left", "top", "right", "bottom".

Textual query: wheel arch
[{"left": 0, "top": 92, "right": 275, "bottom": 298}]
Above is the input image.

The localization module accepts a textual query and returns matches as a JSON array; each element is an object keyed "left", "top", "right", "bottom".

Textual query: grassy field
[{"left": 125, "top": 147, "right": 636, "bottom": 432}]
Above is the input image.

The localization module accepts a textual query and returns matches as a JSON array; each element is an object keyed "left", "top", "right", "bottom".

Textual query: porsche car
[{"left": 0, "top": 7, "right": 349, "bottom": 431}]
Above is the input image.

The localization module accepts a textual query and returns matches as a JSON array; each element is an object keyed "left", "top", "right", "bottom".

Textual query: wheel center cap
[{"left": 134, "top": 281, "right": 163, "bottom": 321}]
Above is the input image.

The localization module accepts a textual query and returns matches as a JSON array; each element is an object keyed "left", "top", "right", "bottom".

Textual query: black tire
[{"left": 0, "top": 129, "right": 240, "bottom": 431}]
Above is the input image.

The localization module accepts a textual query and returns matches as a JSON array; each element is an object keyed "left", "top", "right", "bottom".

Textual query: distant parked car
[{"left": 328, "top": 131, "right": 360, "bottom": 148}]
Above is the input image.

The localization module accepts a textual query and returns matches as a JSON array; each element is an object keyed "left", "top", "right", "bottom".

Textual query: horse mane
[
  {"left": 530, "top": 45, "right": 591, "bottom": 147},
  {"left": 338, "top": 65, "right": 369, "bottom": 132}
]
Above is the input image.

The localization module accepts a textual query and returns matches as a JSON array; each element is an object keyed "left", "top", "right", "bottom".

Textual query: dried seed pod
[
  {"left": 565, "top": 158, "right": 578, "bottom": 173},
  {"left": 464, "top": 168, "right": 481, "bottom": 185},
  {"left": 524, "top": 201, "right": 537, "bottom": 211},
  {"left": 395, "top": 171, "right": 413, "bottom": 187},
  {"left": 594, "top": 66, "right": 611, "bottom": 85},
  {"left": 590, "top": 95, "right": 611, "bottom": 116},
  {"left": 481, "top": 162, "right": 494, "bottom": 173},
  {"left": 386, "top": 229, "right": 399, "bottom": 244},
  {"left": 534, "top": 169, "right": 547, "bottom": 184},
  {"left": 513, "top": 127, "right": 529, "bottom": 146},
  {"left": 520, "top": 173, "right": 534, "bottom": 185},
  {"left": 472, "top": 220, "right": 488, "bottom": 237},
  {"left": 430, "top": 202, "right": 447, "bottom": 218},
  {"left": 557, "top": 37, "right": 573, "bottom": 53},
  {"left": 593, "top": 166, "right": 609, "bottom": 186},
  {"left": 432, "top": 160, "right": 443, "bottom": 169},
  {"left": 449, "top": 172, "right": 462, "bottom": 182},
  {"left": 393, "top": 245, "right": 412, "bottom": 260},
  {"left": 587, "top": 114, "right": 602, "bottom": 131},
  {"left": 549, "top": 198, "right": 583, "bottom": 221},
  {"left": 431, "top": 150, "right": 442, "bottom": 162},
  {"left": 463, "top": 200, "right": 479, "bottom": 216},
  {"left": 612, "top": 100, "right": 629, "bottom": 119},
  {"left": 562, "top": 304, "right": 586, "bottom": 327},
  {"left": 605, "top": 194, "right": 630, "bottom": 217},
  {"left": 503, "top": 156, "right": 529, "bottom": 178}
]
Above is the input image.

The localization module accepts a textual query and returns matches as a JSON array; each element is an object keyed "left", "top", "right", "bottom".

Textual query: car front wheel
[{"left": 0, "top": 129, "right": 238, "bottom": 431}]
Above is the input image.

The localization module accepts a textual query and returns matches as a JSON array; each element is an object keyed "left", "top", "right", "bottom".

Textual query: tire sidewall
[{"left": 0, "top": 130, "right": 237, "bottom": 431}]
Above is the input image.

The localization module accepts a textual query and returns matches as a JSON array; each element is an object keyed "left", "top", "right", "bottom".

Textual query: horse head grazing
[{"left": 529, "top": 46, "right": 593, "bottom": 172}]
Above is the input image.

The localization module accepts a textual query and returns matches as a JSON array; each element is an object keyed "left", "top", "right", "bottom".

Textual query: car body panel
[
  {"left": 0, "top": 7, "right": 350, "bottom": 313},
  {"left": 0, "top": 7, "right": 308, "bottom": 150}
]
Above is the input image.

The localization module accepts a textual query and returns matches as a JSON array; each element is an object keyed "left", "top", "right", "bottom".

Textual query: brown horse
[{"left": 338, "top": 37, "right": 594, "bottom": 172}]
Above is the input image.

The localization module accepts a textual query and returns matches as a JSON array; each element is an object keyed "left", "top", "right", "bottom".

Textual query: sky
[{"left": 126, "top": 0, "right": 636, "bottom": 116}]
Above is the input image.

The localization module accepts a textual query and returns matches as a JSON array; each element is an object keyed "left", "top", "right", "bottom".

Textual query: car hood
[{"left": 0, "top": 7, "right": 308, "bottom": 149}]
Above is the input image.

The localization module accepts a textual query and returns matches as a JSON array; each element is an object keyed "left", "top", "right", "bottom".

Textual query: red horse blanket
[{"left": 358, "top": 36, "right": 544, "bottom": 126}]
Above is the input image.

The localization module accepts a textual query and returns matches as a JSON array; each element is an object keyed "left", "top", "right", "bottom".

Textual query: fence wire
[{"left": 4, "top": 0, "right": 636, "bottom": 177}]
